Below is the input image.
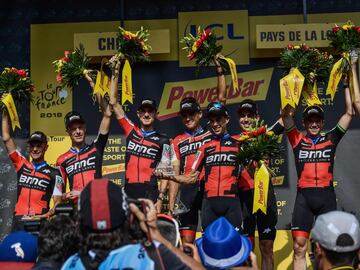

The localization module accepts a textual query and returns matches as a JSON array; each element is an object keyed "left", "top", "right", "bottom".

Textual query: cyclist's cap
[
  {"left": 237, "top": 99, "right": 258, "bottom": 115},
  {"left": 179, "top": 97, "right": 201, "bottom": 113},
  {"left": 302, "top": 105, "right": 324, "bottom": 120},
  {"left": 64, "top": 111, "right": 85, "bottom": 129},
  {"left": 79, "top": 179, "right": 129, "bottom": 232},
  {"left": 28, "top": 131, "right": 47, "bottom": 144},
  {"left": 207, "top": 102, "right": 229, "bottom": 118},
  {"left": 138, "top": 98, "right": 157, "bottom": 111},
  {"left": 311, "top": 210, "right": 360, "bottom": 252}
]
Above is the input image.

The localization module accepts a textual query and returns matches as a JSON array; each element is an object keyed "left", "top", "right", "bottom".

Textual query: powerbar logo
[
  {"left": 19, "top": 175, "right": 49, "bottom": 189},
  {"left": 179, "top": 139, "right": 211, "bottom": 155},
  {"left": 158, "top": 68, "right": 273, "bottom": 120},
  {"left": 66, "top": 156, "right": 96, "bottom": 174},
  {"left": 298, "top": 149, "right": 331, "bottom": 160},
  {"left": 206, "top": 153, "right": 236, "bottom": 164},
  {"left": 128, "top": 141, "right": 158, "bottom": 156}
]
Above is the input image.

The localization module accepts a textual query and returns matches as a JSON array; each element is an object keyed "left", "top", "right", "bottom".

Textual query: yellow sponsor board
[
  {"left": 178, "top": 10, "right": 249, "bottom": 67},
  {"left": 256, "top": 23, "right": 338, "bottom": 49},
  {"left": 74, "top": 29, "right": 171, "bottom": 57},
  {"left": 158, "top": 68, "right": 273, "bottom": 120}
]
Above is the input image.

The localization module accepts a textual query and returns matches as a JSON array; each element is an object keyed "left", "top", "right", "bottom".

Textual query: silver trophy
[{"left": 156, "top": 144, "right": 175, "bottom": 176}]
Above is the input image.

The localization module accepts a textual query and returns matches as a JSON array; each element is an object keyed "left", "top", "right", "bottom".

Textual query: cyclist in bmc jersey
[
  {"left": 168, "top": 56, "right": 226, "bottom": 244},
  {"left": 157, "top": 102, "right": 242, "bottom": 230},
  {"left": 56, "top": 79, "right": 112, "bottom": 201},
  {"left": 235, "top": 99, "right": 284, "bottom": 270},
  {"left": 2, "top": 110, "right": 63, "bottom": 231},
  {"left": 281, "top": 86, "right": 354, "bottom": 270},
  {"left": 109, "top": 57, "right": 171, "bottom": 206}
]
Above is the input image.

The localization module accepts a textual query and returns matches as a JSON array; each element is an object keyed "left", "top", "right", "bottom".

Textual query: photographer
[{"left": 61, "top": 179, "right": 204, "bottom": 270}]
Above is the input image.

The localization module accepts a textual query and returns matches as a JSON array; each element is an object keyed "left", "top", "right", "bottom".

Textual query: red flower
[
  {"left": 10, "top": 67, "right": 18, "bottom": 73},
  {"left": 187, "top": 52, "right": 196, "bottom": 60},
  {"left": 287, "top": 44, "right": 294, "bottom": 50},
  {"left": 355, "top": 26, "right": 360, "bottom": 33},
  {"left": 332, "top": 26, "right": 340, "bottom": 33},
  {"left": 16, "top": 69, "right": 27, "bottom": 78},
  {"left": 56, "top": 73, "right": 63, "bottom": 82},
  {"left": 302, "top": 44, "right": 310, "bottom": 50},
  {"left": 63, "top": 51, "right": 71, "bottom": 62}
]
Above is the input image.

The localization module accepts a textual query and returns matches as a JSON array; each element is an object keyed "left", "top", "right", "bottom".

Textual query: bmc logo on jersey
[
  {"left": 299, "top": 149, "right": 331, "bottom": 159},
  {"left": 66, "top": 156, "right": 96, "bottom": 174},
  {"left": 128, "top": 141, "right": 157, "bottom": 156},
  {"left": 19, "top": 175, "right": 49, "bottom": 188},
  {"left": 206, "top": 153, "right": 236, "bottom": 163},
  {"left": 179, "top": 139, "right": 211, "bottom": 154}
]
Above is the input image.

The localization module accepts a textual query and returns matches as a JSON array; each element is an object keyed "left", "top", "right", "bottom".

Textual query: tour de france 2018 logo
[{"left": 33, "top": 83, "right": 68, "bottom": 119}]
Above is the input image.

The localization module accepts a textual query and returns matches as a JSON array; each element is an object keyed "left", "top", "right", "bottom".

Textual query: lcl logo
[{"left": 188, "top": 24, "right": 245, "bottom": 40}]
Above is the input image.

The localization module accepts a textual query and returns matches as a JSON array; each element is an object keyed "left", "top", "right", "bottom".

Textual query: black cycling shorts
[
  {"left": 178, "top": 181, "right": 204, "bottom": 235},
  {"left": 292, "top": 187, "right": 336, "bottom": 237},
  {"left": 240, "top": 185, "right": 277, "bottom": 241},
  {"left": 201, "top": 196, "right": 242, "bottom": 231},
  {"left": 125, "top": 183, "right": 159, "bottom": 202}
]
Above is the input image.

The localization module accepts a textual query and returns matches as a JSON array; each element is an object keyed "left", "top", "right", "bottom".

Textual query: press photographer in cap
[
  {"left": 2, "top": 108, "right": 63, "bottom": 231},
  {"left": 61, "top": 178, "right": 204, "bottom": 270},
  {"left": 310, "top": 210, "right": 360, "bottom": 270}
]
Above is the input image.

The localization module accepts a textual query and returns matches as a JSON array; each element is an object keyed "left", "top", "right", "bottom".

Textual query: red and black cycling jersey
[
  {"left": 9, "top": 151, "right": 63, "bottom": 216},
  {"left": 117, "top": 116, "right": 171, "bottom": 186},
  {"left": 56, "top": 133, "right": 108, "bottom": 192},
  {"left": 171, "top": 127, "right": 212, "bottom": 178},
  {"left": 234, "top": 121, "right": 285, "bottom": 191},
  {"left": 192, "top": 134, "right": 240, "bottom": 198},
  {"left": 286, "top": 124, "right": 346, "bottom": 188}
]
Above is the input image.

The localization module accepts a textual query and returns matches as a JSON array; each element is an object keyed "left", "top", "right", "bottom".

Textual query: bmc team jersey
[
  {"left": 117, "top": 116, "right": 171, "bottom": 186},
  {"left": 171, "top": 128, "right": 212, "bottom": 177},
  {"left": 286, "top": 124, "right": 346, "bottom": 188},
  {"left": 192, "top": 135, "right": 240, "bottom": 198},
  {"left": 9, "top": 151, "right": 63, "bottom": 216},
  {"left": 56, "top": 133, "right": 108, "bottom": 192}
]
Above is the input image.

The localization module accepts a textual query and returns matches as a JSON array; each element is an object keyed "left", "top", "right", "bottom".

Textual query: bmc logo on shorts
[
  {"left": 128, "top": 141, "right": 157, "bottom": 156},
  {"left": 298, "top": 149, "right": 331, "bottom": 159},
  {"left": 19, "top": 175, "right": 49, "bottom": 189},
  {"left": 66, "top": 156, "right": 96, "bottom": 174}
]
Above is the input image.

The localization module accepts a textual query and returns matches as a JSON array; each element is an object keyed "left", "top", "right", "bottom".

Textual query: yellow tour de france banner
[
  {"left": 158, "top": 68, "right": 273, "bottom": 120},
  {"left": 256, "top": 23, "right": 340, "bottom": 49},
  {"left": 302, "top": 81, "right": 322, "bottom": 106},
  {"left": 178, "top": 10, "right": 249, "bottom": 67}
]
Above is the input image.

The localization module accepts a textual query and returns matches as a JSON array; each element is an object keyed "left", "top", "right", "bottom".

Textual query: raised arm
[
  {"left": 2, "top": 109, "right": 16, "bottom": 154},
  {"left": 109, "top": 56, "right": 125, "bottom": 120},
  {"left": 337, "top": 85, "right": 354, "bottom": 130},
  {"left": 280, "top": 105, "right": 296, "bottom": 130},
  {"left": 351, "top": 56, "right": 360, "bottom": 115},
  {"left": 215, "top": 54, "right": 226, "bottom": 105}
]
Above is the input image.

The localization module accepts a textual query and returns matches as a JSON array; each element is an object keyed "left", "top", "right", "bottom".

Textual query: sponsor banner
[
  {"left": 74, "top": 29, "right": 171, "bottom": 57},
  {"left": 256, "top": 23, "right": 338, "bottom": 49},
  {"left": 178, "top": 10, "right": 249, "bottom": 67},
  {"left": 158, "top": 68, "right": 273, "bottom": 120}
]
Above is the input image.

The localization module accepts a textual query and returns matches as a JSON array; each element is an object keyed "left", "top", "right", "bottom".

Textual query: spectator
[
  {"left": 0, "top": 231, "right": 37, "bottom": 270},
  {"left": 310, "top": 211, "right": 360, "bottom": 270},
  {"left": 61, "top": 179, "right": 204, "bottom": 270},
  {"left": 195, "top": 217, "right": 252, "bottom": 269},
  {"left": 32, "top": 215, "right": 79, "bottom": 270}
]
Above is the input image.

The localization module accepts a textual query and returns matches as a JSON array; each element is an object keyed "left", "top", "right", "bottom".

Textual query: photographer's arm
[{"left": 130, "top": 199, "right": 205, "bottom": 270}]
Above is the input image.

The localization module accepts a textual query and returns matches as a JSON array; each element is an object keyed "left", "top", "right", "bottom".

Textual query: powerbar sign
[
  {"left": 158, "top": 68, "right": 273, "bottom": 120},
  {"left": 256, "top": 23, "right": 340, "bottom": 49}
]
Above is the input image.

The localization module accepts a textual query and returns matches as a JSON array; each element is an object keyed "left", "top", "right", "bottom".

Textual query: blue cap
[
  {"left": 0, "top": 231, "right": 37, "bottom": 262},
  {"left": 195, "top": 217, "right": 252, "bottom": 269}
]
